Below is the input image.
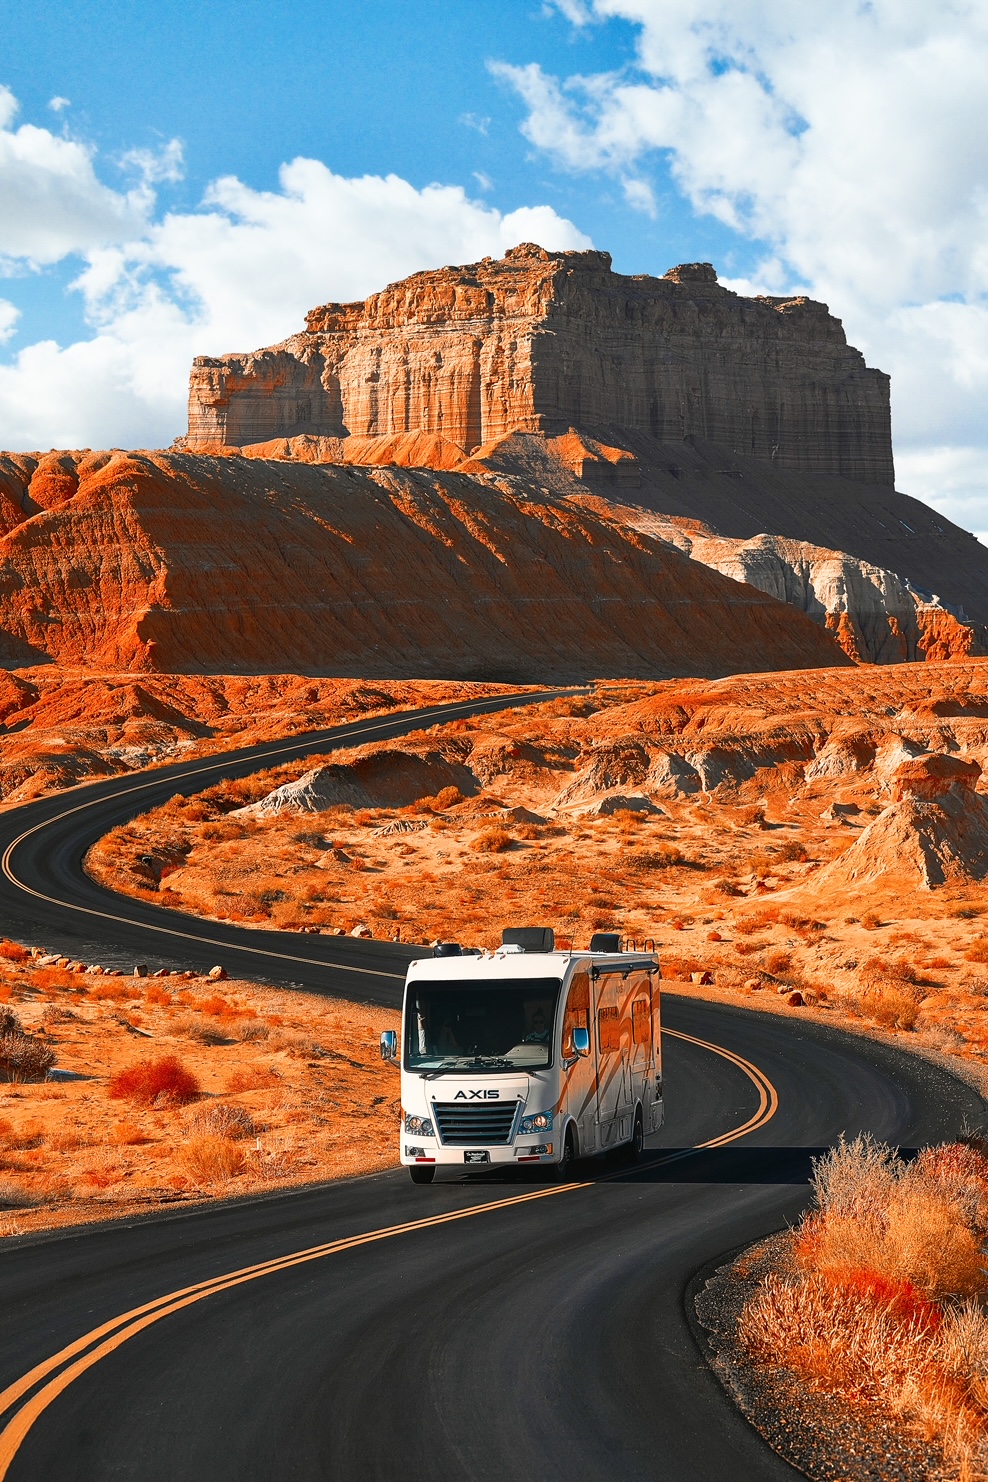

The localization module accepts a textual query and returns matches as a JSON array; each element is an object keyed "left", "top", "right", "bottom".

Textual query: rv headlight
[
  {"left": 403, "top": 1113, "right": 435, "bottom": 1137},
  {"left": 520, "top": 1110, "right": 554, "bottom": 1134}
]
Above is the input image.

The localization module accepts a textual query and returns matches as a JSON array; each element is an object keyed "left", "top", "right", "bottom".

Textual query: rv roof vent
[
  {"left": 434, "top": 942, "right": 462, "bottom": 957},
  {"left": 501, "top": 926, "right": 555, "bottom": 954},
  {"left": 589, "top": 932, "right": 622, "bottom": 954}
]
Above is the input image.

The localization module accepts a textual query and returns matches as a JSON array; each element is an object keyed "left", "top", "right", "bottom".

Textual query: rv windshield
[{"left": 404, "top": 978, "right": 561, "bottom": 1072}]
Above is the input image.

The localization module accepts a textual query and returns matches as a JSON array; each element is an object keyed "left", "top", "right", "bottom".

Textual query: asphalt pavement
[{"left": 0, "top": 690, "right": 982, "bottom": 1480}]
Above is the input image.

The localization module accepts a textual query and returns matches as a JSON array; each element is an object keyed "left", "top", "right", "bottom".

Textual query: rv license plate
[{"left": 464, "top": 1150, "right": 490, "bottom": 1164}]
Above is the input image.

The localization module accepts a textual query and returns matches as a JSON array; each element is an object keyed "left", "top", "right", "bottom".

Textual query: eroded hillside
[
  {"left": 89, "top": 660, "right": 988, "bottom": 1064},
  {"left": 0, "top": 450, "right": 847, "bottom": 679}
]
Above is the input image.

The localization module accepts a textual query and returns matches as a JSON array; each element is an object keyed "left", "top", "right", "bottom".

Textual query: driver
[{"left": 522, "top": 1005, "right": 550, "bottom": 1044}]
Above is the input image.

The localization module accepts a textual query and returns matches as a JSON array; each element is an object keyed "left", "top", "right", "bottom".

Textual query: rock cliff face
[
  {"left": 607, "top": 512, "right": 984, "bottom": 664},
  {"left": 0, "top": 450, "right": 848, "bottom": 680},
  {"left": 187, "top": 244, "right": 893, "bottom": 485}
]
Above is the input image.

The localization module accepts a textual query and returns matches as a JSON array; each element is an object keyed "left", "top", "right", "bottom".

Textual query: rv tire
[
  {"left": 553, "top": 1126, "right": 577, "bottom": 1182},
  {"left": 627, "top": 1107, "right": 644, "bottom": 1163}
]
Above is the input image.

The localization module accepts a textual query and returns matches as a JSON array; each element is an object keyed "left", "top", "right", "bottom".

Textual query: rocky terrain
[
  {"left": 89, "top": 661, "right": 988, "bottom": 1072},
  {"left": 0, "top": 448, "right": 847, "bottom": 679},
  {"left": 0, "top": 672, "right": 516, "bottom": 806}
]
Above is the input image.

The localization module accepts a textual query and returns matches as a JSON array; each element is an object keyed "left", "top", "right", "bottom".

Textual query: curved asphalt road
[
  {"left": 0, "top": 689, "right": 572, "bottom": 1001},
  {"left": 0, "top": 692, "right": 982, "bottom": 1481}
]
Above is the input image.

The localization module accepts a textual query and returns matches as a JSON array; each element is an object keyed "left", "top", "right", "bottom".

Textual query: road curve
[
  {"left": 0, "top": 692, "right": 983, "bottom": 1480},
  {"left": 0, "top": 997, "right": 981, "bottom": 1482},
  {"left": 0, "top": 688, "right": 571, "bottom": 1001}
]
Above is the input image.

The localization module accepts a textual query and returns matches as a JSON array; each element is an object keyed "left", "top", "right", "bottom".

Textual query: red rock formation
[
  {"left": 0, "top": 449, "right": 849, "bottom": 680},
  {"left": 187, "top": 245, "right": 893, "bottom": 485}
]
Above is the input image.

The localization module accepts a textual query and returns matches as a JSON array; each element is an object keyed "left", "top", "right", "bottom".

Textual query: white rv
[{"left": 381, "top": 928, "right": 662, "bottom": 1183}]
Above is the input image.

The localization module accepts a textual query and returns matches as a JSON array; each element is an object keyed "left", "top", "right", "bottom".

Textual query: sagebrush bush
[
  {"left": 108, "top": 1055, "right": 201, "bottom": 1106},
  {"left": 0, "top": 1029, "right": 55, "bottom": 1083}
]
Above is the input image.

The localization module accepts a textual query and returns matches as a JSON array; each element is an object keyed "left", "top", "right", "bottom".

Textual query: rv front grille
[{"left": 431, "top": 1100, "right": 520, "bottom": 1146}]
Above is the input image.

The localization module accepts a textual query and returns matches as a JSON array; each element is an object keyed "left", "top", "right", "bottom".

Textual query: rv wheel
[
  {"left": 409, "top": 1165, "right": 435, "bottom": 1185},
  {"left": 553, "top": 1126, "right": 577, "bottom": 1182},
  {"left": 627, "top": 1108, "right": 644, "bottom": 1163}
]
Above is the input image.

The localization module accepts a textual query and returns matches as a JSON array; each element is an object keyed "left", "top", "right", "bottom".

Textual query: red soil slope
[{"left": 0, "top": 450, "right": 847, "bottom": 680}]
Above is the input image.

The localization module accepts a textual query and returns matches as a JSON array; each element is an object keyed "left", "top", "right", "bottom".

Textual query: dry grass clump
[
  {"left": 186, "top": 1103, "right": 257, "bottom": 1140},
  {"left": 178, "top": 1135, "right": 244, "bottom": 1184},
  {"left": 107, "top": 1055, "right": 201, "bottom": 1107},
  {"left": 738, "top": 1135, "right": 988, "bottom": 1470}
]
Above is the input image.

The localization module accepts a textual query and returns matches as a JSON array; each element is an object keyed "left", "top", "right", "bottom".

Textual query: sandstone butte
[
  {"left": 1, "top": 242, "right": 986, "bottom": 678},
  {"left": 178, "top": 242, "right": 988, "bottom": 665},
  {"left": 0, "top": 448, "right": 848, "bottom": 679}
]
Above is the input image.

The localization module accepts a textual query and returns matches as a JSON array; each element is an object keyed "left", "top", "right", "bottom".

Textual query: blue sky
[{"left": 1, "top": 1, "right": 987, "bottom": 536}]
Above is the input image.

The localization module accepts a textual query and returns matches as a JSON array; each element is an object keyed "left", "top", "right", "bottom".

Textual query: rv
[{"left": 381, "top": 928, "right": 662, "bottom": 1183}]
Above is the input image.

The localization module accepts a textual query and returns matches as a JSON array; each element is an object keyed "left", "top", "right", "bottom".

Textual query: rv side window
[
  {"left": 632, "top": 997, "right": 650, "bottom": 1045},
  {"left": 598, "top": 1005, "right": 620, "bottom": 1053},
  {"left": 563, "top": 972, "right": 591, "bottom": 1058}
]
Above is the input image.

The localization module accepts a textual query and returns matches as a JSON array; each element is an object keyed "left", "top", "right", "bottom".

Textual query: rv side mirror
[
  {"left": 380, "top": 1030, "right": 398, "bottom": 1062},
  {"left": 572, "top": 1027, "right": 590, "bottom": 1058}
]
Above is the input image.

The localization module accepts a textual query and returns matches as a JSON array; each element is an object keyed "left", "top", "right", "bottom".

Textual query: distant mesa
[{"left": 186, "top": 242, "right": 894, "bottom": 487}]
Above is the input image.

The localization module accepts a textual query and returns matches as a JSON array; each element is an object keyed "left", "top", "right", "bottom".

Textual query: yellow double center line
[{"left": 0, "top": 1027, "right": 778, "bottom": 1474}]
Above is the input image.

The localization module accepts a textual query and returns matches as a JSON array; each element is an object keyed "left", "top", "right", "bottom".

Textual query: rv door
[{"left": 594, "top": 970, "right": 634, "bottom": 1147}]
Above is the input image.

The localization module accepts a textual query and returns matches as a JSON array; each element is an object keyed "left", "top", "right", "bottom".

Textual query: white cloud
[
  {"left": 0, "top": 86, "right": 150, "bottom": 267},
  {"left": 47, "top": 97, "right": 70, "bottom": 114},
  {"left": 119, "top": 138, "right": 185, "bottom": 186},
  {"left": 0, "top": 98, "right": 592, "bottom": 450},
  {"left": 622, "top": 176, "right": 656, "bottom": 216},
  {"left": 0, "top": 300, "right": 18, "bottom": 343},
  {"left": 496, "top": 2, "right": 988, "bottom": 527}
]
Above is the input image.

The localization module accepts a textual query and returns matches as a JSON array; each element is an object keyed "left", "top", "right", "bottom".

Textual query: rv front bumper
[{"left": 401, "top": 1141, "right": 556, "bottom": 1167}]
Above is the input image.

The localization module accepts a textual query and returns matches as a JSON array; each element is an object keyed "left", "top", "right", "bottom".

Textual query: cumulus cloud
[
  {"left": 0, "top": 301, "right": 18, "bottom": 344},
  {"left": 496, "top": 1, "right": 988, "bottom": 530},
  {"left": 0, "top": 86, "right": 150, "bottom": 267},
  {"left": 0, "top": 94, "right": 591, "bottom": 449}
]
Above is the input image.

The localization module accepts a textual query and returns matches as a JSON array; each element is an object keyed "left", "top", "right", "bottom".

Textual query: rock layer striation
[{"left": 187, "top": 245, "right": 893, "bottom": 485}]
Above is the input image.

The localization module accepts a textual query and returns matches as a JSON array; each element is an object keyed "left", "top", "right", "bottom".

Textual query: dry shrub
[
  {"left": 172, "top": 1014, "right": 228, "bottom": 1046},
  {"left": 630, "top": 844, "right": 685, "bottom": 870},
  {"left": 861, "top": 910, "right": 883, "bottom": 930},
  {"left": 231, "top": 1019, "right": 269, "bottom": 1042},
  {"left": 855, "top": 981, "right": 923, "bottom": 1031},
  {"left": 179, "top": 1135, "right": 244, "bottom": 1184},
  {"left": 471, "top": 827, "right": 512, "bottom": 853},
  {"left": 110, "top": 1121, "right": 150, "bottom": 1146},
  {"left": 739, "top": 1134, "right": 988, "bottom": 1468},
  {"left": 0, "top": 1027, "right": 55, "bottom": 1083},
  {"left": 0, "top": 941, "right": 29, "bottom": 963},
  {"left": 186, "top": 1104, "right": 257, "bottom": 1140},
  {"left": 145, "top": 984, "right": 172, "bottom": 1007},
  {"left": 87, "top": 979, "right": 132, "bottom": 1002},
  {"left": 799, "top": 1135, "right": 988, "bottom": 1298},
  {"left": 108, "top": 1055, "right": 201, "bottom": 1106},
  {"left": 763, "top": 950, "right": 792, "bottom": 976},
  {"left": 965, "top": 938, "right": 988, "bottom": 964},
  {"left": 424, "top": 786, "right": 463, "bottom": 812},
  {"left": 0, "top": 1178, "right": 40, "bottom": 1208}
]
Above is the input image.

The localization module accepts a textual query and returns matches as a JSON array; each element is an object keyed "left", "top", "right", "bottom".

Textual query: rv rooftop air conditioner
[{"left": 501, "top": 926, "right": 554, "bottom": 953}]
